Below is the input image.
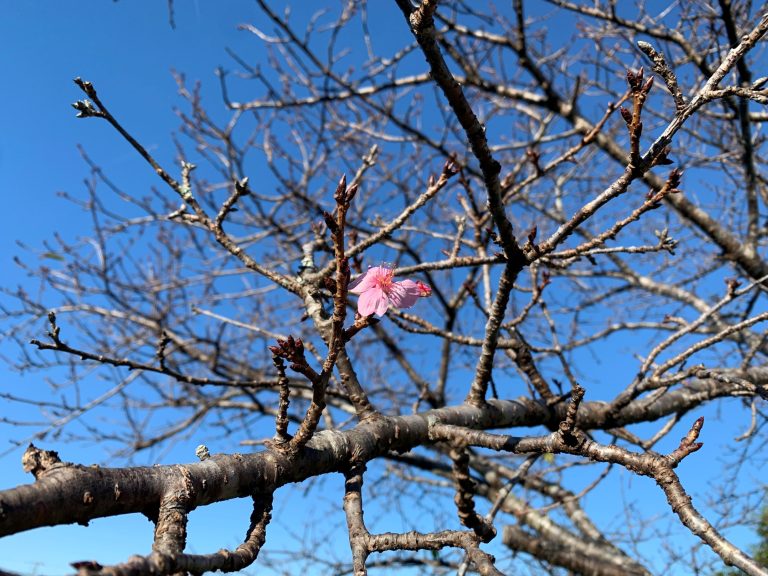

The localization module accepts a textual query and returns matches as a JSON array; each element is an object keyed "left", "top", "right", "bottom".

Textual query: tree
[{"left": 2, "top": 1, "right": 768, "bottom": 574}]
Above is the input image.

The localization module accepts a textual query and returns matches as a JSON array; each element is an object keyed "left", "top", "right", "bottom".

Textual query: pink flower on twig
[{"left": 349, "top": 265, "right": 432, "bottom": 317}]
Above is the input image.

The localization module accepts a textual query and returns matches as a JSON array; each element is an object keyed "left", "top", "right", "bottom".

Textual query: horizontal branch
[{"left": 3, "top": 368, "right": 764, "bottom": 537}]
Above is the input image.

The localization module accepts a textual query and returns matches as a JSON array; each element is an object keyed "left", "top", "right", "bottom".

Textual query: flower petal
[
  {"left": 348, "top": 266, "right": 386, "bottom": 294},
  {"left": 389, "top": 279, "right": 422, "bottom": 309},
  {"left": 358, "top": 288, "right": 389, "bottom": 317},
  {"left": 373, "top": 293, "right": 390, "bottom": 316}
]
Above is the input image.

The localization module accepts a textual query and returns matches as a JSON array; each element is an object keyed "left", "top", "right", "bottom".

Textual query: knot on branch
[
  {"left": 557, "top": 383, "right": 585, "bottom": 446},
  {"left": 22, "top": 444, "right": 63, "bottom": 479}
]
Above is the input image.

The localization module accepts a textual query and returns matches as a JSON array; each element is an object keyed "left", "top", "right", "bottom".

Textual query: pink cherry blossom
[{"left": 349, "top": 266, "right": 432, "bottom": 317}]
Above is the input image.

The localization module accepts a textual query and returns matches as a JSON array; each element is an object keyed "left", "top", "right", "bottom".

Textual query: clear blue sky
[
  {"left": 0, "top": 2, "right": 762, "bottom": 575},
  {"left": 0, "top": 2, "right": 318, "bottom": 573}
]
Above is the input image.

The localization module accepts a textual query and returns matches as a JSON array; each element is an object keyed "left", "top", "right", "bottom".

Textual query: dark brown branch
[
  {"left": 79, "top": 494, "right": 273, "bottom": 575},
  {"left": 448, "top": 443, "right": 497, "bottom": 542},
  {"left": 272, "top": 356, "right": 292, "bottom": 443},
  {"left": 398, "top": 1, "right": 524, "bottom": 264},
  {"left": 437, "top": 417, "right": 767, "bottom": 576}
]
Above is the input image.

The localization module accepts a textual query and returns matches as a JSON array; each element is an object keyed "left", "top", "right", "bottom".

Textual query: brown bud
[
  {"left": 626, "top": 69, "right": 636, "bottom": 88},
  {"left": 620, "top": 106, "right": 633, "bottom": 125},
  {"left": 235, "top": 177, "right": 250, "bottom": 196},
  {"left": 643, "top": 76, "right": 654, "bottom": 93},
  {"left": 444, "top": 156, "right": 460, "bottom": 175},
  {"left": 323, "top": 211, "right": 337, "bottom": 232},
  {"left": 668, "top": 168, "right": 683, "bottom": 188},
  {"left": 345, "top": 183, "right": 359, "bottom": 203},
  {"left": 654, "top": 146, "right": 675, "bottom": 166},
  {"left": 334, "top": 174, "right": 347, "bottom": 202}
]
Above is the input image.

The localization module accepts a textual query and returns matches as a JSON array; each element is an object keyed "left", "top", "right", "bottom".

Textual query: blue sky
[
  {"left": 0, "top": 2, "right": 764, "bottom": 574},
  {"left": 0, "top": 2, "right": 303, "bottom": 573}
]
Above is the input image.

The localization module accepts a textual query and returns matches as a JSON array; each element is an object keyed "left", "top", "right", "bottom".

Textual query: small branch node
[
  {"left": 272, "top": 355, "right": 292, "bottom": 443},
  {"left": 558, "top": 383, "right": 585, "bottom": 443},
  {"left": 668, "top": 416, "right": 705, "bottom": 465},
  {"left": 195, "top": 444, "right": 210, "bottom": 461}
]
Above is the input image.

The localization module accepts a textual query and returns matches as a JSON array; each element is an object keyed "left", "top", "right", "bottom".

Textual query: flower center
[{"left": 376, "top": 269, "right": 395, "bottom": 292}]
